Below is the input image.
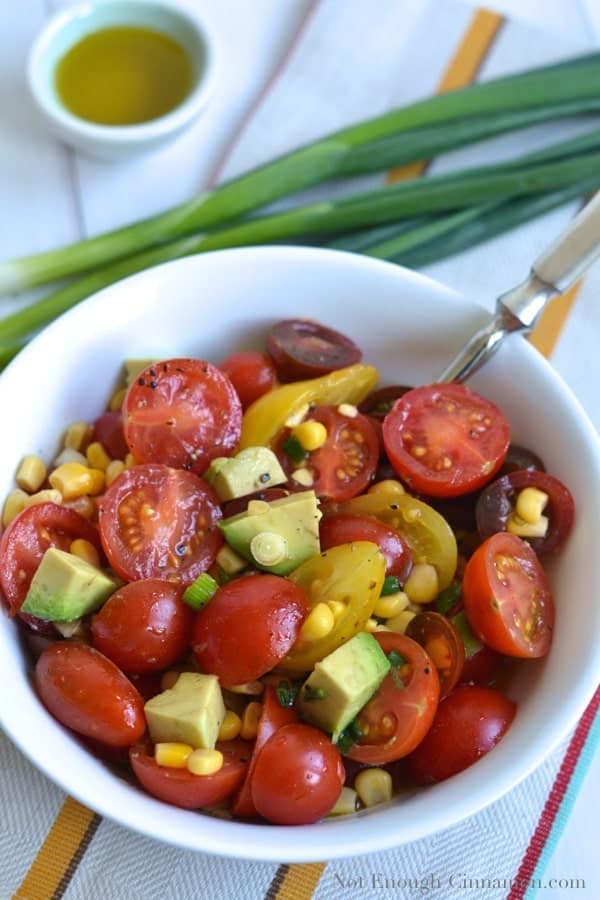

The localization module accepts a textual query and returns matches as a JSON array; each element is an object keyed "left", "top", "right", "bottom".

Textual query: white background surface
[{"left": 0, "top": 0, "right": 596, "bottom": 893}]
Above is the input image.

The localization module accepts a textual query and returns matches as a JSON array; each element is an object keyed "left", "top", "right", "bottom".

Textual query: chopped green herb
[
  {"left": 276, "top": 680, "right": 301, "bottom": 708},
  {"left": 303, "top": 685, "right": 326, "bottom": 702},
  {"left": 387, "top": 649, "right": 407, "bottom": 668},
  {"left": 182, "top": 573, "right": 218, "bottom": 610},
  {"left": 282, "top": 435, "right": 308, "bottom": 464},
  {"left": 451, "top": 610, "right": 483, "bottom": 658},
  {"left": 335, "top": 718, "right": 363, "bottom": 754},
  {"left": 435, "top": 580, "right": 462, "bottom": 616},
  {"left": 381, "top": 575, "right": 401, "bottom": 596}
]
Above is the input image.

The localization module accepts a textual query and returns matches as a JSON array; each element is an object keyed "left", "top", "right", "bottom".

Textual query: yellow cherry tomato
[{"left": 279, "top": 541, "right": 386, "bottom": 671}]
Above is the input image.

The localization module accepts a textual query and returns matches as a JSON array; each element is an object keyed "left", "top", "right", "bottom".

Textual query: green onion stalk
[{"left": 3, "top": 54, "right": 600, "bottom": 292}]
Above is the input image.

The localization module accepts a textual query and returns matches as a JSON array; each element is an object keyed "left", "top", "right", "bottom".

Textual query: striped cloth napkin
[{"left": 3, "top": 2, "right": 599, "bottom": 899}]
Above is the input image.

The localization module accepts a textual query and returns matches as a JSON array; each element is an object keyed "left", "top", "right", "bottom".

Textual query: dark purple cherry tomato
[
  {"left": 221, "top": 487, "right": 289, "bottom": 519},
  {"left": 267, "top": 319, "right": 361, "bottom": 382},
  {"left": 359, "top": 385, "right": 413, "bottom": 420},
  {"left": 476, "top": 470, "right": 574, "bottom": 555},
  {"left": 499, "top": 444, "right": 546, "bottom": 476}
]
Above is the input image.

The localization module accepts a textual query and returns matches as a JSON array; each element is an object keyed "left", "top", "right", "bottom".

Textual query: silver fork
[{"left": 438, "top": 191, "right": 600, "bottom": 383}]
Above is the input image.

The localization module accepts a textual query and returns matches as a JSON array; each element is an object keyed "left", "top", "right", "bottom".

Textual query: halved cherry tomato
[
  {"left": 476, "top": 470, "right": 574, "bottom": 556},
  {"left": 406, "top": 685, "right": 516, "bottom": 784},
  {"left": 92, "top": 411, "right": 128, "bottom": 461},
  {"left": 232, "top": 684, "right": 298, "bottom": 819},
  {"left": 382, "top": 383, "right": 510, "bottom": 498},
  {"left": 280, "top": 542, "right": 386, "bottom": 671},
  {"left": 123, "top": 358, "right": 242, "bottom": 475},
  {"left": 98, "top": 464, "right": 222, "bottom": 584},
  {"left": 219, "top": 351, "right": 277, "bottom": 410},
  {"left": 348, "top": 632, "right": 440, "bottom": 764},
  {"left": 359, "top": 385, "right": 412, "bottom": 420},
  {"left": 250, "top": 723, "right": 345, "bottom": 824},
  {"left": 35, "top": 642, "right": 146, "bottom": 747},
  {"left": 324, "top": 488, "right": 457, "bottom": 590},
  {"left": 0, "top": 503, "right": 102, "bottom": 624},
  {"left": 267, "top": 319, "right": 361, "bottom": 382},
  {"left": 280, "top": 405, "right": 379, "bottom": 502},
  {"left": 91, "top": 580, "right": 194, "bottom": 674},
  {"left": 192, "top": 575, "right": 308, "bottom": 684},
  {"left": 320, "top": 513, "right": 412, "bottom": 581},
  {"left": 130, "top": 739, "right": 252, "bottom": 809},
  {"left": 406, "top": 612, "right": 465, "bottom": 699},
  {"left": 463, "top": 532, "right": 554, "bottom": 658}
]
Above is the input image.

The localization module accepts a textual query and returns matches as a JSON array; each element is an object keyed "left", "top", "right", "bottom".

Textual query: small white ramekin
[{"left": 27, "top": 0, "right": 217, "bottom": 161}]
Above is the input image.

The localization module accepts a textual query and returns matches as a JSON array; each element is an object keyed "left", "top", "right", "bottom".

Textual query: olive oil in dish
[{"left": 55, "top": 26, "right": 195, "bottom": 126}]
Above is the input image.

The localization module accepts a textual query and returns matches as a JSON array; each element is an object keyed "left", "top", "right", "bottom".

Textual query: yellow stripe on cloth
[
  {"left": 13, "top": 798, "right": 100, "bottom": 900},
  {"left": 272, "top": 10, "right": 504, "bottom": 900},
  {"left": 529, "top": 281, "right": 583, "bottom": 359},
  {"left": 387, "top": 8, "right": 504, "bottom": 183}
]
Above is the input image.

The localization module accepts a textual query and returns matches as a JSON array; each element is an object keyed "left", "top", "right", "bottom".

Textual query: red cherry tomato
[
  {"left": 320, "top": 513, "right": 412, "bottom": 581},
  {"left": 98, "top": 464, "right": 222, "bottom": 584},
  {"left": 232, "top": 684, "right": 299, "bottom": 819},
  {"left": 130, "top": 739, "right": 252, "bottom": 809},
  {"left": 406, "top": 612, "right": 465, "bottom": 699},
  {"left": 463, "top": 532, "right": 554, "bottom": 658},
  {"left": 348, "top": 632, "right": 440, "bottom": 764},
  {"left": 250, "top": 723, "right": 345, "bottom": 824},
  {"left": 35, "top": 642, "right": 146, "bottom": 747},
  {"left": 459, "top": 643, "right": 502, "bottom": 686},
  {"left": 406, "top": 685, "right": 516, "bottom": 784},
  {"left": 123, "top": 358, "right": 242, "bottom": 476},
  {"left": 281, "top": 406, "right": 379, "bottom": 502},
  {"left": 0, "top": 503, "right": 102, "bottom": 624},
  {"left": 476, "top": 469, "right": 574, "bottom": 556},
  {"left": 91, "top": 579, "right": 194, "bottom": 674},
  {"left": 219, "top": 351, "right": 277, "bottom": 410},
  {"left": 192, "top": 575, "right": 308, "bottom": 684},
  {"left": 92, "top": 411, "right": 128, "bottom": 461},
  {"left": 382, "top": 384, "right": 510, "bottom": 498},
  {"left": 267, "top": 319, "right": 361, "bottom": 382}
]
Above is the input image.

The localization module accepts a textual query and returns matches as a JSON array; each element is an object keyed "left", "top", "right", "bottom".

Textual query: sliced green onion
[
  {"left": 435, "top": 580, "right": 462, "bottom": 616},
  {"left": 451, "top": 611, "right": 484, "bottom": 659},
  {"left": 276, "top": 679, "right": 301, "bottom": 708},
  {"left": 303, "top": 685, "right": 326, "bottom": 702},
  {"left": 282, "top": 435, "right": 308, "bottom": 464},
  {"left": 336, "top": 717, "right": 363, "bottom": 754},
  {"left": 381, "top": 575, "right": 401, "bottom": 596},
  {"left": 182, "top": 573, "right": 219, "bottom": 610},
  {"left": 387, "top": 649, "right": 407, "bottom": 668}
]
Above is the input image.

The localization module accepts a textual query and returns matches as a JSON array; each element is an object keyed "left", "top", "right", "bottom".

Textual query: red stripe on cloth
[
  {"left": 507, "top": 687, "right": 600, "bottom": 900},
  {"left": 206, "top": 0, "right": 322, "bottom": 189}
]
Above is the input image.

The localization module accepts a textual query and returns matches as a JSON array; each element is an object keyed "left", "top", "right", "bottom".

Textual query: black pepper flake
[
  {"left": 138, "top": 377, "right": 145, "bottom": 386},
  {"left": 163, "top": 364, "right": 168, "bottom": 372},
  {"left": 390, "top": 504, "right": 399, "bottom": 510},
  {"left": 149, "top": 368, "right": 157, "bottom": 377},
  {"left": 149, "top": 381, "right": 158, "bottom": 389},
  {"left": 175, "top": 544, "right": 186, "bottom": 556},
  {"left": 202, "top": 365, "right": 208, "bottom": 373},
  {"left": 259, "top": 473, "right": 270, "bottom": 484},
  {"left": 424, "top": 667, "right": 431, "bottom": 674}
]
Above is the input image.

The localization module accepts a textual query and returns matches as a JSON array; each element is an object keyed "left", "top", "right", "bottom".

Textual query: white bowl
[
  {"left": 1, "top": 247, "right": 599, "bottom": 861},
  {"left": 27, "top": 0, "right": 216, "bottom": 161}
]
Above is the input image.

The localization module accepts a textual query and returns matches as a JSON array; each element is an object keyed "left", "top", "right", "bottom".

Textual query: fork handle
[{"left": 533, "top": 190, "right": 600, "bottom": 293}]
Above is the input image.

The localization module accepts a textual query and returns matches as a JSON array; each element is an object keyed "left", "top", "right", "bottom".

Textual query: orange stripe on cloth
[
  {"left": 269, "top": 12, "right": 504, "bottom": 900},
  {"left": 528, "top": 281, "right": 583, "bottom": 359},
  {"left": 13, "top": 798, "right": 100, "bottom": 900},
  {"left": 387, "top": 8, "right": 504, "bottom": 183}
]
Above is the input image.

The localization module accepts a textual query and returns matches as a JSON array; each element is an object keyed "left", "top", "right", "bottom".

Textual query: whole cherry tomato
[{"left": 219, "top": 351, "right": 277, "bottom": 410}]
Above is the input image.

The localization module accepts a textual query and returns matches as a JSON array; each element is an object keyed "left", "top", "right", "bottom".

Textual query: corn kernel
[
  {"left": 186, "top": 748, "right": 224, "bottom": 776},
  {"left": 386, "top": 609, "right": 416, "bottom": 634},
  {"left": 16, "top": 455, "right": 47, "bottom": 493},
  {"left": 218, "top": 710, "right": 242, "bottom": 741},
  {"left": 64, "top": 422, "right": 92, "bottom": 452},
  {"left": 404, "top": 563, "right": 439, "bottom": 605},
  {"left": 105, "top": 460, "right": 126, "bottom": 487},
  {"left": 24, "top": 489, "right": 63, "bottom": 509},
  {"left": 216, "top": 544, "right": 247, "bottom": 575},
  {"left": 291, "top": 420, "right": 328, "bottom": 451},
  {"left": 63, "top": 496, "right": 96, "bottom": 520},
  {"left": 284, "top": 404, "right": 309, "bottom": 428},
  {"left": 337, "top": 403, "right": 358, "bottom": 418},
  {"left": 515, "top": 487, "right": 549, "bottom": 524},
  {"left": 328, "top": 786, "right": 358, "bottom": 817},
  {"left": 224, "top": 681, "right": 264, "bottom": 696},
  {"left": 86, "top": 441, "right": 112, "bottom": 472},
  {"left": 299, "top": 602, "right": 335, "bottom": 642},
  {"left": 109, "top": 386, "right": 127, "bottom": 412},
  {"left": 373, "top": 591, "right": 409, "bottom": 619},
  {"left": 364, "top": 617, "right": 379, "bottom": 633},
  {"left": 240, "top": 701, "right": 262, "bottom": 740},
  {"left": 354, "top": 768, "right": 392, "bottom": 807},
  {"left": 327, "top": 599, "right": 347, "bottom": 621},
  {"left": 290, "top": 467, "right": 314, "bottom": 487},
  {"left": 49, "top": 463, "right": 105, "bottom": 500},
  {"left": 368, "top": 479, "right": 406, "bottom": 497},
  {"left": 507, "top": 513, "right": 549, "bottom": 539},
  {"left": 125, "top": 453, "right": 137, "bottom": 468},
  {"left": 155, "top": 742, "right": 193, "bottom": 768},
  {"left": 54, "top": 448, "right": 88, "bottom": 468},
  {"left": 2, "top": 489, "right": 28, "bottom": 527},
  {"left": 70, "top": 539, "right": 100, "bottom": 568}
]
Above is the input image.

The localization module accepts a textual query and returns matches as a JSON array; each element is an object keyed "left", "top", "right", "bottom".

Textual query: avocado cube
[
  {"left": 204, "top": 447, "right": 287, "bottom": 502},
  {"left": 219, "top": 490, "right": 322, "bottom": 575},
  {"left": 21, "top": 547, "right": 117, "bottom": 622},
  {"left": 298, "top": 632, "right": 391, "bottom": 742},
  {"left": 144, "top": 672, "right": 226, "bottom": 750}
]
